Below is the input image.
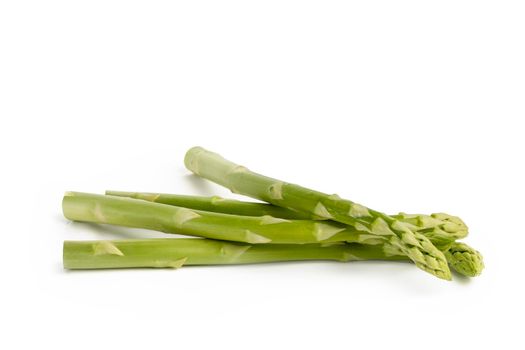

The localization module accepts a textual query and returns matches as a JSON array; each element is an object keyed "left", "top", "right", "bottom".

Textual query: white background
[{"left": 1, "top": 1, "right": 524, "bottom": 349}]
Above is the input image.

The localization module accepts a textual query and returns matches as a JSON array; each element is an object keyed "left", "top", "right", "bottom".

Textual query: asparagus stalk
[
  {"left": 65, "top": 192, "right": 483, "bottom": 276},
  {"left": 63, "top": 192, "right": 459, "bottom": 249},
  {"left": 184, "top": 147, "right": 452, "bottom": 280},
  {"left": 63, "top": 192, "right": 372, "bottom": 244},
  {"left": 64, "top": 237, "right": 483, "bottom": 276},
  {"left": 63, "top": 239, "right": 406, "bottom": 270},
  {"left": 106, "top": 190, "right": 467, "bottom": 248},
  {"left": 105, "top": 191, "right": 313, "bottom": 219},
  {"left": 63, "top": 238, "right": 484, "bottom": 276}
]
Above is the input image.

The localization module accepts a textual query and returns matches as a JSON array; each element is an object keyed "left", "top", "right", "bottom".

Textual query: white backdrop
[{"left": 1, "top": 1, "right": 524, "bottom": 349}]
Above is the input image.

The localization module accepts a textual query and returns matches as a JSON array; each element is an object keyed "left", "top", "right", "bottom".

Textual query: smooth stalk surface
[
  {"left": 105, "top": 191, "right": 313, "bottom": 219},
  {"left": 64, "top": 237, "right": 483, "bottom": 276},
  {"left": 63, "top": 239, "right": 406, "bottom": 269},
  {"left": 63, "top": 192, "right": 371, "bottom": 244}
]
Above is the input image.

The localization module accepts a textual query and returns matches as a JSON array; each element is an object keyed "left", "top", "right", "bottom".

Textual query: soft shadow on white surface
[
  {"left": 182, "top": 174, "right": 219, "bottom": 196},
  {"left": 90, "top": 222, "right": 159, "bottom": 237},
  {"left": 66, "top": 221, "right": 173, "bottom": 239},
  {"left": 59, "top": 258, "right": 458, "bottom": 293}
]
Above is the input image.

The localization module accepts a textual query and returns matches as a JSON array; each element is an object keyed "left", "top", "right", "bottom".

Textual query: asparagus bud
[{"left": 445, "top": 242, "right": 484, "bottom": 277}]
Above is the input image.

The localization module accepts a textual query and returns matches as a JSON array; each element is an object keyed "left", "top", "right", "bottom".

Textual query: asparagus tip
[{"left": 445, "top": 242, "right": 484, "bottom": 277}]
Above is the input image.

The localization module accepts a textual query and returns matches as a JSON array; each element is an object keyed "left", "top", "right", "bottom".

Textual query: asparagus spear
[
  {"left": 184, "top": 146, "right": 452, "bottom": 280},
  {"left": 106, "top": 190, "right": 467, "bottom": 248},
  {"left": 63, "top": 239, "right": 406, "bottom": 270},
  {"left": 63, "top": 238, "right": 484, "bottom": 277},
  {"left": 63, "top": 192, "right": 370, "bottom": 244},
  {"left": 64, "top": 192, "right": 460, "bottom": 249},
  {"left": 105, "top": 191, "right": 313, "bottom": 219}
]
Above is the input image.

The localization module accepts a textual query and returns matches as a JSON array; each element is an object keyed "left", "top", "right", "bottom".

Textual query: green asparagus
[
  {"left": 64, "top": 192, "right": 463, "bottom": 249},
  {"left": 63, "top": 237, "right": 484, "bottom": 276},
  {"left": 63, "top": 239, "right": 406, "bottom": 269},
  {"left": 105, "top": 191, "right": 313, "bottom": 219},
  {"left": 63, "top": 237, "right": 483, "bottom": 276},
  {"left": 106, "top": 190, "right": 467, "bottom": 249},
  {"left": 63, "top": 192, "right": 370, "bottom": 244},
  {"left": 65, "top": 192, "right": 484, "bottom": 276},
  {"left": 184, "top": 146, "right": 452, "bottom": 280}
]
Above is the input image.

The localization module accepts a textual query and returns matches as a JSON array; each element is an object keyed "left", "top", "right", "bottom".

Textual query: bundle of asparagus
[{"left": 63, "top": 147, "right": 484, "bottom": 280}]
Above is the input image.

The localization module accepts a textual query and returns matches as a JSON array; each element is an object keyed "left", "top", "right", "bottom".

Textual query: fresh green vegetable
[
  {"left": 105, "top": 191, "right": 313, "bottom": 219},
  {"left": 106, "top": 190, "right": 468, "bottom": 248},
  {"left": 184, "top": 147, "right": 452, "bottom": 280},
  {"left": 64, "top": 192, "right": 462, "bottom": 249},
  {"left": 63, "top": 192, "right": 368, "bottom": 244},
  {"left": 106, "top": 190, "right": 467, "bottom": 251},
  {"left": 65, "top": 192, "right": 484, "bottom": 277},
  {"left": 63, "top": 238, "right": 484, "bottom": 277},
  {"left": 63, "top": 239, "right": 405, "bottom": 270}
]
